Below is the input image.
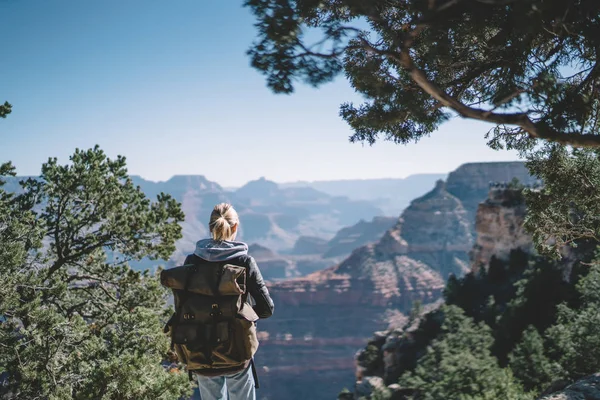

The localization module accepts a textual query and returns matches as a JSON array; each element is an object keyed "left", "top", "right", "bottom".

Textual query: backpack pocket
[
  {"left": 233, "top": 303, "right": 260, "bottom": 360},
  {"left": 172, "top": 322, "right": 200, "bottom": 345}
]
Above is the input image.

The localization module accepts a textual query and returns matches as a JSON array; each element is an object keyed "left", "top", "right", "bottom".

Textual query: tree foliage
[
  {"left": 398, "top": 305, "right": 531, "bottom": 400},
  {"left": 245, "top": 0, "right": 600, "bottom": 148},
  {"left": 0, "top": 146, "right": 191, "bottom": 399},
  {"left": 525, "top": 146, "right": 600, "bottom": 257},
  {"left": 0, "top": 101, "right": 11, "bottom": 119},
  {"left": 508, "top": 326, "right": 556, "bottom": 392},
  {"left": 545, "top": 261, "right": 600, "bottom": 382}
]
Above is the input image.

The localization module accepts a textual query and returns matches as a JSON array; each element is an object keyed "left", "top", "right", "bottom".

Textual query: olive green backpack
[{"left": 160, "top": 261, "right": 259, "bottom": 375}]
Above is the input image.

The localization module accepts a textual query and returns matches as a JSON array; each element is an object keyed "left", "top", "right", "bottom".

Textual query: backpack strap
[
  {"left": 251, "top": 358, "right": 260, "bottom": 389},
  {"left": 206, "top": 262, "right": 227, "bottom": 361}
]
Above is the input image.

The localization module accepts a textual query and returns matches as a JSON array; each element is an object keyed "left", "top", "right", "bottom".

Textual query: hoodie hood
[{"left": 193, "top": 239, "right": 249, "bottom": 262}]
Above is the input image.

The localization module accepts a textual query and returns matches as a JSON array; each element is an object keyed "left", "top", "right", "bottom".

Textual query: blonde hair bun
[{"left": 209, "top": 203, "right": 239, "bottom": 241}]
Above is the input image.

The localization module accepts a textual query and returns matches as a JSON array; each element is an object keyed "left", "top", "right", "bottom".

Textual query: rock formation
[
  {"left": 325, "top": 174, "right": 536, "bottom": 400},
  {"left": 249, "top": 243, "right": 335, "bottom": 281},
  {"left": 323, "top": 216, "right": 398, "bottom": 258},
  {"left": 291, "top": 236, "right": 329, "bottom": 255},
  {"left": 446, "top": 162, "right": 536, "bottom": 223},
  {"left": 539, "top": 374, "right": 600, "bottom": 400},
  {"left": 391, "top": 179, "right": 473, "bottom": 279},
  {"left": 256, "top": 172, "right": 494, "bottom": 399},
  {"left": 470, "top": 187, "right": 532, "bottom": 274},
  {"left": 257, "top": 247, "right": 445, "bottom": 399}
]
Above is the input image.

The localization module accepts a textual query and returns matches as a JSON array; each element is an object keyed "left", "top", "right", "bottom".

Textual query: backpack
[{"left": 160, "top": 260, "right": 260, "bottom": 375}]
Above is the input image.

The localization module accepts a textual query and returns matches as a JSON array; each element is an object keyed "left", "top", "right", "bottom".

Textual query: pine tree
[
  {"left": 246, "top": 0, "right": 600, "bottom": 148},
  {"left": 0, "top": 101, "right": 11, "bottom": 118},
  {"left": 0, "top": 146, "right": 192, "bottom": 399},
  {"left": 508, "top": 326, "right": 556, "bottom": 392},
  {"left": 545, "top": 261, "right": 600, "bottom": 381},
  {"left": 398, "top": 305, "right": 531, "bottom": 400}
]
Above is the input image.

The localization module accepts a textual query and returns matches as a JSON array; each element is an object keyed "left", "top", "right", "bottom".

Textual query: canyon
[{"left": 255, "top": 162, "right": 536, "bottom": 400}]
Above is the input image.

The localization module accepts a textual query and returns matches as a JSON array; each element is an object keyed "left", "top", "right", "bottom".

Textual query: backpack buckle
[{"left": 210, "top": 304, "right": 222, "bottom": 318}]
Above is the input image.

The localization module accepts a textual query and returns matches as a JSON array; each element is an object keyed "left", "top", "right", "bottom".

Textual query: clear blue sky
[{"left": 0, "top": 0, "right": 520, "bottom": 187}]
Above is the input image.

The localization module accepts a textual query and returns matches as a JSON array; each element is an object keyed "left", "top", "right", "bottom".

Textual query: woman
[{"left": 183, "top": 203, "right": 274, "bottom": 400}]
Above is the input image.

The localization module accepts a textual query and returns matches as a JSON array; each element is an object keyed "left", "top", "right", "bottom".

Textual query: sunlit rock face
[
  {"left": 470, "top": 187, "right": 532, "bottom": 274},
  {"left": 445, "top": 161, "right": 536, "bottom": 223},
  {"left": 391, "top": 179, "right": 474, "bottom": 280}
]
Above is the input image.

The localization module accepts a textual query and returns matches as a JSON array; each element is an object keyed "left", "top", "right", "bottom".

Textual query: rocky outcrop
[
  {"left": 249, "top": 244, "right": 335, "bottom": 281},
  {"left": 470, "top": 187, "right": 532, "bottom": 273},
  {"left": 257, "top": 247, "right": 444, "bottom": 400},
  {"left": 335, "top": 180, "right": 537, "bottom": 400},
  {"left": 391, "top": 180, "right": 473, "bottom": 279},
  {"left": 539, "top": 374, "right": 600, "bottom": 400},
  {"left": 256, "top": 180, "right": 467, "bottom": 399},
  {"left": 323, "top": 217, "right": 398, "bottom": 258},
  {"left": 270, "top": 250, "right": 444, "bottom": 308},
  {"left": 291, "top": 236, "right": 329, "bottom": 255},
  {"left": 446, "top": 162, "right": 536, "bottom": 223}
]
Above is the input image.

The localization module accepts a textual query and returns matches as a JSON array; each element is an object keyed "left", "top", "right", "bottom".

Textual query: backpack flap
[
  {"left": 219, "top": 264, "right": 246, "bottom": 295},
  {"left": 238, "top": 302, "right": 259, "bottom": 323},
  {"left": 160, "top": 264, "right": 246, "bottom": 296},
  {"left": 160, "top": 264, "right": 214, "bottom": 296}
]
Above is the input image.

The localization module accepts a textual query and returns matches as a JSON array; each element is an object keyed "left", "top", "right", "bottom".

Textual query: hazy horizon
[{"left": 0, "top": 1, "right": 521, "bottom": 187}]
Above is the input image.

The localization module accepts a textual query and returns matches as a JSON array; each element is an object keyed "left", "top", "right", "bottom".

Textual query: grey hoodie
[{"left": 193, "top": 239, "right": 249, "bottom": 262}]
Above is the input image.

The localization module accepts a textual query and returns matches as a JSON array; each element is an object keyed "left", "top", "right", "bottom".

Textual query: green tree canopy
[
  {"left": 525, "top": 145, "right": 600, "bottom": 257},
  {"left": 545, "top": 261, "right": 600, "bottom": 381},
  {"left": 398, "top": 305, "right": 531, "bottom": 400},
  {"left": 0, "top": 146, "right": 191, "bottom": 399},
  {"left": 508, "top": 326, "right": 557, "bottom": 392},
  {"left": 0, "top": 101, "right": 11, "bottom": 118},
  {"left": 245, "top": 0, "right": 600, "bottom": 148}
]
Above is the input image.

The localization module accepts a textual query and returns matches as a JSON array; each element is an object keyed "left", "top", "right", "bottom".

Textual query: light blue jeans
[{"left": 196, "top": 364, "right": 256, "bottom": 400}]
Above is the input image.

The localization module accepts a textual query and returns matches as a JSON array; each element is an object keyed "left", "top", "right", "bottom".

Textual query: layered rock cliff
[
  {"left": 341, "top": 185, "right": 536, "bottom": 400},
  {"left": 388, "top": 180, "right": 473, "bottom": 279},
  {"left": 257, "top": 250, "right": 445, "bottom": 400},
  {"left": 470, "top": 187, "right": 532, "bottom": 274},
  {"left": 446, "top": 162, "right": 536, "bottom": 223},
  {"left": 250, "top": 162, "right": 535, "bottom": 400},
  {"left": 323, "top": 217, "right": 398, "bottom": 258},
  {"left": 256, "top": 174, "right": 495, "bottom": 399}
]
